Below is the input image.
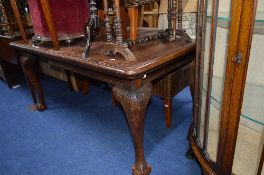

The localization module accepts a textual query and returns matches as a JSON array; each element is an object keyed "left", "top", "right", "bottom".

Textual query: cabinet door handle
[{"left": 232, "top": 52, "right": 242, "bottom": 64}]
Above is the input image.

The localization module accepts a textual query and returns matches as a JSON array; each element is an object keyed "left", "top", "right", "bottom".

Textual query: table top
[{"left": 10, "top": 29, "right": 196, "bottom": 79}]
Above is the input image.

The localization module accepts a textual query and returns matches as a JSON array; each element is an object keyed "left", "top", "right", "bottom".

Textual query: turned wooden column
[
  {"left": 20, "top": 54, "right": 47, "bottom": 111},
  {"left": 128, "top": 6, "right": 138, "bottom": 41},
  {"left": 112, "top": 83, "right": 152, "bottom": 175}
]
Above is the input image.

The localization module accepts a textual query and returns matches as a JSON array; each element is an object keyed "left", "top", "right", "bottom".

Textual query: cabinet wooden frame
[{"left": 217, "top": 0, "right": 258, "bottom": 173}]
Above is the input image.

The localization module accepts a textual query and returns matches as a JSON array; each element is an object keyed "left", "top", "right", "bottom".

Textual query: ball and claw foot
[
  {"left": 29, "top": 103, "right": 47, "bottom": 111},
  {"left": 36, "top": 103, "right": 47, "bottom": 111},
  {"left": 132, "top": 164, "right": 151, "bottom": 175}
]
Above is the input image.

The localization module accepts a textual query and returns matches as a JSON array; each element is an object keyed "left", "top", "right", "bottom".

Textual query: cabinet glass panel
[
  {"left": 199, "top": 0, "right": 213, "bottom": 148},
  {"left": 206, "top": 0, "right": 232, "bottom": 161},
  {"left": 233, "top": 1, "right": 264, "bottom": 174},
  {"left": 199, "top": 0, "right": 232, "bottom": 161}
]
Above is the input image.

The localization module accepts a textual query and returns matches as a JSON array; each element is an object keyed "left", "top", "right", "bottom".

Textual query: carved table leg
[
  {"left": 113, "top": 83, "right": 152, "bottom": 175},
  {"left": 20, "top": 54, "right": 47, "bottom": 111},
  {"left": 25, "top": 76, "right": 37, "bottom": 104}
]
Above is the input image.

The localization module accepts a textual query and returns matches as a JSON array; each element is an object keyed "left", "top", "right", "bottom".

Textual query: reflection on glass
[
  {"left": 199, "top": 91, "right": 207, "bottom": 146},
  {"left": 233, "top": 1, "right": 264, "bottom": 174},
  {"left": 206, "top": 0, "right": 232, "bottom": 161},
  {"left": 202, "top": 0, "right": 212, "bottom": 91}
]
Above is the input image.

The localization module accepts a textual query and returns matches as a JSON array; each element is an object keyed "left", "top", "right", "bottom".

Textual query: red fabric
[{"left": 28, "top": 0, "right": 89, "bottom": 38}]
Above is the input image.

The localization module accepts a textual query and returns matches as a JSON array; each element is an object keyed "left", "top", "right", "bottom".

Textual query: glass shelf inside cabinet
[
  {"left": 207, "top": 12, "right": 264, "bottom": 35},
  {"left": 203, "top": 76, "right": 264, "bottom": 133}
]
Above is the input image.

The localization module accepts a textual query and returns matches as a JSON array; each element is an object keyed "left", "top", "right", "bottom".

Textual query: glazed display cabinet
[{"left": 190, "top": 0, "right": 264, "bottom": 174}]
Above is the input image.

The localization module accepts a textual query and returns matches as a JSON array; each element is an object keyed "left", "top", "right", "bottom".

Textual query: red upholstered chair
[
  {"left": 10, "top": 0, "right": 91, "bottom": 96},
  {"left": 27, "top": 0, "right": 89, "bottom": 45},
  {"left": 12, "top": 0, "right": 89, "bottom": 50}
]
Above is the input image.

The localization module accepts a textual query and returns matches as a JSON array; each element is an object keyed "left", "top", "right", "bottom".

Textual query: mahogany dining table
[{"left": 10, "top": 29, "right": 195, "bottom": 175}]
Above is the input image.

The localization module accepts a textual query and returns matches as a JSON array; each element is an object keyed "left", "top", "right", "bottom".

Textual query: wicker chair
[{"left": 152, "top": 60, "right": 194, "bottom": 128}]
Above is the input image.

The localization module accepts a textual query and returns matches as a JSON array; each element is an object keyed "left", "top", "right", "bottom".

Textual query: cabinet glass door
[{"left": 198, "top": 0, "right": 232, "bottom": 161}]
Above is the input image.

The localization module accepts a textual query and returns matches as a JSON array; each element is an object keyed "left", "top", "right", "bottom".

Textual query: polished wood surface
[
  {"left": 11, "top": 30, "right": 195, "bottom": 79},
  {"left": 11, "top": 28, "right": 195, "bottom": 174}
]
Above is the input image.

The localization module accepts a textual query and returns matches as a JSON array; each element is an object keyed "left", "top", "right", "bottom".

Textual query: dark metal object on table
[
  {"left": 167, "top": 0, "right": 173, "bottom": 39},
  {"left": 82, "top": 0, "right": 100, "bottom": 58},
  {"left": 167, "top": 0, "right": 192, "bottom": 42},
  {"left": 167, "top": 0, "right": 178, "bottom": 40},
  {"left": 83, "top": 0, "right": 137, "bottom": 61},
  {"left": 103, "top": 0, "right": 113, "bottom": 43},
  {"left": 177, "top": 0, "right": 182, "bottom": 31},
  {"left": 83, "top": 0, "right": 191, "bottom": 60},
  {"left": 32, "top": 34, "right": 84, "bottom": 46},
  {"left": 126, "top": 31, "right": 168, "bottom": 47},
  {"left": 103, "top": 0, "right": 136, "bottom": 61}
]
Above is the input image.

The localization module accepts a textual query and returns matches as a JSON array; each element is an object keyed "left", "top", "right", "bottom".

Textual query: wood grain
[{"left": 39, "top": 0, "right": 60, "bottom": 50}]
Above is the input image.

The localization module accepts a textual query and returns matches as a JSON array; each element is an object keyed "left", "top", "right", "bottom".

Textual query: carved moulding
[{"left": 124, "top": 0, "right": 159, "bottom": 7}]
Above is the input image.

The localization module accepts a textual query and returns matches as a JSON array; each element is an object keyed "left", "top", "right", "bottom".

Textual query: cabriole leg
[
  {"left": 113, "top": 83, "right": 152, "bottom": 175},
  {"left": 20, "top": 54, "right": 47, "bottom": 111}
]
